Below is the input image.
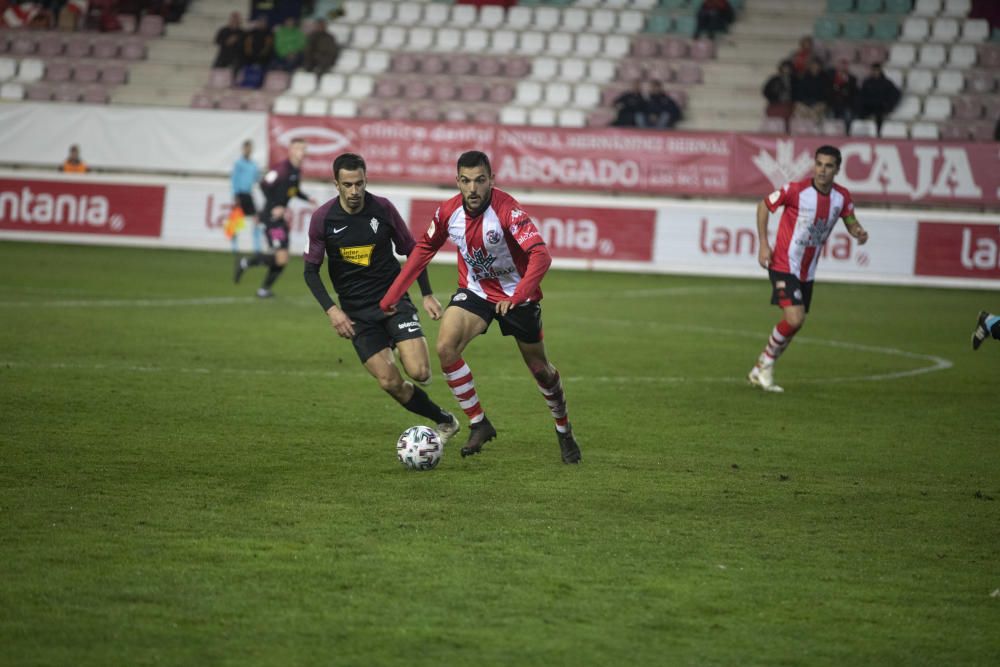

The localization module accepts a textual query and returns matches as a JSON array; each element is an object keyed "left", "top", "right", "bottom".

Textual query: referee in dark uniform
[{"left": 303, "top": 153, "right": 460, "bottom": 444}]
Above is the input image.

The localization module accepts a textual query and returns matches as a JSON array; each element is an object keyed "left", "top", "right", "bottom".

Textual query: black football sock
[
  {"left": 401, "top": 385, "right": 450, "bottom": 423},
  {"left": 990, "top": 317, "right": 1000, "bottom": 339},
  {"left": 246, "top": 253, "right": 271, "bottom": 267},
  {"left": 262, "top": 264, "right": 284, "bottom": 289}
]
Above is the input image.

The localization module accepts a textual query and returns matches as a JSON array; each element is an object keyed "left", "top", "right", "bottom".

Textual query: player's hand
[
  {"left": 495, "top": 300, "right": 513, "bottom": 316},
  {"left": 757, "top": 244, "right": 772, "bottom": 270},
  {"left": 853, "top": 226, "right": 869, "bottom": 245},
  {"left": 326, "top": 305, "right": 355, "bottom": 339},
  {"left": 271, "top": 205, "right": 286, "bottom": 220},
  {"left": 380, "top": 301, "right": 398, "bottom": 316},
  {"left": 423, "top": 294, "right": 443, "bottom": 320}
]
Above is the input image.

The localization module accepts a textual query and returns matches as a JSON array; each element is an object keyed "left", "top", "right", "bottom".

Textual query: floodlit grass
[{"left": 1, "top": 241, "right": 998, "bottom": 666}]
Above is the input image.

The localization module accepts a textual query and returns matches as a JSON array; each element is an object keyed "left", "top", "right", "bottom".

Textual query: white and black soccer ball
[{"left": 396, "top": 425, "right": 443, "bottom": 471}]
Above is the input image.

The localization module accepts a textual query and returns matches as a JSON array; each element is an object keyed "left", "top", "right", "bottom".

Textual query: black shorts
[
  {"left": 448, "top": 288, "right": 544, "bottom": 344},
  {"left": 264, "top": 221, "right": 290, "bottom": 250},
  {"left": 347, "top": 295, "right": 424, "bottom": 363},
  {"left": 236, "top": 193, "right": 256, "bottom": 216},
  {"left": 769, "top": 270, "right": 814, "bottom": 313}
]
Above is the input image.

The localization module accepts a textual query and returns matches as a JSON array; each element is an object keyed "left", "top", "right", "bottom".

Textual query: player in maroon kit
[
  {"left": 303, "top": 153, "right": 460, "bottom": 443},
  {"left": 379, "top": 151, "right": 581, "bottom": 464},
  {"left": 748, "top": 145, "right": 869, "bottom": 392}
]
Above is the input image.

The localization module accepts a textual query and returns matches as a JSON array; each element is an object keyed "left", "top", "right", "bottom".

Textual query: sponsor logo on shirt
[
  {"left": 485, "top": 229, "right": 502, "bottom": 245},
  {"left": 464, "top": 247, "right": 496, "bottom": 276},
  {"left": 370, "top": 217, "right": 379, "bottom": 233},
  {"left": 340, "top": 244, "right": 375, "bottom": 266}
]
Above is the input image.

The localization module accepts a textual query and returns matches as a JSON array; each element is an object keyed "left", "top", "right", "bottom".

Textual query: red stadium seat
[
  {"left": 373, "top": 78, "right": 400, "bottom": 98},
  {"left": 100, "top": 63, "right": 128, "bottom": 85},
  {"left": 73, "top": 62, "right": 100, "bottom": 84},
  {"left": 45, "top": 60, "right": 72, "bottom": 82},
  {"left": 81, "top": 84, "right": 109, "bottom": 104}
]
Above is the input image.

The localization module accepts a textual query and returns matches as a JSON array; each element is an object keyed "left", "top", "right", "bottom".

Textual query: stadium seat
[
  {"left": 645, "top": 13, "right": 672, "bottom": 34},
  {"left": 73, "top": 62, "right": 99, "bottom": 84},
  {"left": 573, "top": 82, "right": 601, "bottom": 107},
  {"left": 691, "top": 39, "right": 715, "bottom": 60},
  {"left": 912, "top": 0, "right": 941, "bottom": 15},
  {"left": 272, "top": 95, "right": 299, "bottom": 114},
  {"left": 561, "top": 58, "right": 588, "bottom": 82},
  {"left": 443, "top": 107, "right": 468, "bottom": 123},
  {"left": 562, "top": 8, "right": 589, "bottom": 32},
  {"left": 459, "top": 81, "right": 485, "bottom": 103},
  {"left": 827, "top": 0, "right": 853, "bottom": 12},
  {"left": 978, "top": 44, "right": 1000, "bottom": 68},
  {"left": 120, "top": 38, "right": 145, "bottom": 61},
  {"left": 138, "top": 14, "right": 164, "bottom": 36},
  {"left": 605, "top": 35, "right": 631, "bottom": 58},
  {"left": 830, "top": 43, "right": 858, "bottom": 63},
  {"left": 463, "top": 29, "right": 489, "bottom": 53},
  {"left": 884, "top": 0, "right": 913, "bottom": 12},
  {"left": 674, "top": 15, "right": 698, "bottom": 37},
  {"left": 857, "top": 0, "right": 883, "bottom": 12},
  {"left": 488, "top": 83, "right": 515, "bottom": 105},
  {"left": 888, "top": 43, "right": 916, "bottom": 67},
  {"left": 503, "top": 58, "right": 531, "bottom": 78},
  {"left": 45, "top": 61, "right": 71, "bottom": 83},
  {"left": 619, "top": 10, "right": 645, "bottom": 33},
  {"left": 632, "top": 35, "right": 660, "bottom": 58},
  {"left": 905, "top": 68, "right": 935, "bottom": 94},
  {"left": 939, "top": 121, "right": 969, "bottom": 139},
  {"left": 529, "top": 108, "right": 557, "bottom": 127},
  {"left": 339, "top": 1, "right": 367, "bottom": 24},
  {"left": 92, "top": 37, "right": 118, "bottom": 60},
  {"left": 500, "top": 107, "right": 528, "bottom": 125},
  {"left": 910, "top": 122, "right": 940, "bottom": 139},
  {"left": 478, "top": 58, "right": 502, "bottom": 77},
  {"left": 0, "top": 56, "right": 15, "bottom": 81},
  {"left": 263, "top": 70, "right": 290, "bottom": 94},
  {"left": 395, "top": 2, "right": 422, "bottom": 24},
  {"left": 815, "top": 16, "right": 840, "bottom": 40},
  {"left": 872, "top": 16, "right": 900, "bottom": 40},
  {"left": 368, "top": 1, "right": 395, "bottom": 24},
  {"left": 447, "top": 58, "right": 474, "bottom": 76},
  {"left": 901, "top": 17, "right": 930, "bottom": 41},
  {"left": 531, "top": 57, "right": 558, "bottom": 80},
  {"left": 345, "top": 73, "right": 373, "bottom": 98},
  {"left": 515, "top": 81, "right": 543, "bottom": 106},
  {"left": 358, "top": 100, "right": 385, "bottom": 119},
  {"left": 520, "top": 32, "right": 546, "bottom": 55},
  {"left": 480, "top": 6, "right": 505, "bottom": 29},
  {"left": 422, "top": 3, "right": 449, "bottom": 27},
  {"left": 759, "top": 116, "right": 787, "bottom": 134},
  {"left": 590, "top": 8, "right": 615, "bottom": 31},
  {"left": 330, "top": 99, "right": 357, "bottom": 117},
  {"left": 547, "top": 32, "right": 574, "bottom": 56},
  {"left": 941, "top": 0, "right": 971, "bottom": 16},
  {"left": 889, "top": 94, "right": 921, "bottom": 120},
  {"left": 849, "top": 119, "right": 878, "bottom": 136},
  {"left": 289, "top": 71, "right": 317, "bottom": 96},
  {"left": 36, "top": 33, "right": 63, "bottom": 58},
  {"left": 380, "top": 26, "right": 406, "bottom": 51},
  {"left": 859, "top": 43, "right": 888, "bottom": 64},
  {"left": 26, "top": 82, "right": 54, "bottom": 101},
  {"left": 64, "top": 35, "right": 91, "bottom": 59},
  {"left": 408, "top": 27, "right": 434, "bottom": 51},
  {"left": 545, "top": 82, "right": 573, "bottom": 107},
  {"left": 790, "top": 118, "right": 822, "bottom": 135},
  {"left": 403, "top": 79, "right": 429, "bottom": 100},
  {"left": 436, "top": 28, "right": 463, "bottom": 52},
  {"left": 491, "top": 30, "right": 517, "bottom": 54},
  {"left": 558, "top": 109, "right": 586, "bottom": 128},
  {"left": 676, "top": 62, "right": 702, "bottom": 84},
  {"left": 507, "top": 6, "right": 533, "bottom": 29},
  {"left": 451, "top": 5, "right": 476, "bottom": 28},
  {"left": 534, "top": 6, "right": 560, "bottom": 31},
  {"left": 0, "top": 81, "right": 24, "bottom": 100},
  {"left": 472, "top": 108, "right": 499, "bottom": 125},
  {"left": 414, "top": 105, "right": 440, "bottom": 122},
  {"left": 952, "top": 94, "right": 985, "bottom": 119},
  {"left": 618, "top": 59, "right": 644, "bottom": 81},
  {"left": 301, "top": 97, "right": 329, "bottom": 116},
  {"left": 101, "top": 63, "right": 127, "bottom": 86},
  {"left": 935, "top": 70, "right": 964, "bottom": 94},
  {"left": 15, "top": 58, "right": 44, "bottom": 83},
  {"left": 961, "top": 19, "right": 990, "bottom": 42},
  {"left": 318, "top": 73, "right": 345, "bottom": 96},
  {"left": 588, "top": 59, "right": 616, "bottom": 82},
  {"left": 922, "top": 95, "right": 952, "bottom": 120},
  {"left": 190, "top": 90, "right": 214, "bottom": 109},
  {"left": 390, "top": 52, "right": 416, "bottom": 74},
  {"left": 821, "top": 118, "right": 847, "bottom": 135},
  {"left": 949, "top": 44, "right": 977, "bottom": 67},
  {"left": 362, "top": 50, "right": 389, "bottom": 74},
  {"left": 966, "top": 68, "right": 997, "bottom": 93},
  {"left": 843, "top": 16, "right": 871, "bottom": 39},
  {"left": 919, "top": 44, "right": 948, "bottom": 68},
  {"left": 932, "top": 18, "right": 960, "bottom": 42},
  {"left": 880, "top": 120, "right": 908, "bottom": 138},
  {"left": 215, "top": 91, "right": 244, "bottom": 110},
  {"left": 9, "top": 35, "right": 35, "bottom": 57},
  {"left": 373, "top": 78, "right": 399, "bottom": 98},
  {"left": 647, "top": 60, "right": 674, "bottom": 82},
  {"left": 577, "top": 33, "right": 602, "bottom": 57},
  {"left": 969, "top": 120, "right": 995, "bottom": 141}
]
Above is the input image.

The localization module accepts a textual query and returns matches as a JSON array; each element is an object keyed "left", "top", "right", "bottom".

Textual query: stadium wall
[{"left": 1, "top": 170, "right": 998, "bottom": 290}]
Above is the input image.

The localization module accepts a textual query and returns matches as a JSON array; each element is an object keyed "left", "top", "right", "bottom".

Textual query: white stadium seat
[
  {"left": 912, "top": 0, "right": 941, "bottom": 16},
  {"left": 491, "top": 30, "right": 517, "bottom": 54},
  {"left": 922, "top": 95, "right": 952, "bottom": 120},
  {"left": 573, "top": 82, "right": 601, "bottom": 108},
  {"left": 961, "top": 19, "right": 990, "bottom": 42},
  {"left": 931, "top": 18, "right": 960, "bottom": 42},
  {"left": 435, "top": 28, "right": 462, "bottom": 52},
  {"left": 888, "top": 44, "right": 916, "bottom": 68},
  {"left": 367, "top": 1, "right": 394, "bottom": 24},
  {"left": 849, "top": 119, "right": 878, "bottom": 137},
  {"left": 346, "top": 73, "right": 373, "bottom": 98},
  {"left": 949, "top": 44, "right": 977, "bottom": 68},
  {"left": 531, "top": 57, "right": 559, "bottom": 80},
  {"left": 0, "top": 81, "right": 25, "bottom": 100},
  {"left": 558, "top": 109, "right": 587, "bottom": 128},
  {"left": 380, "top": 26, "right": 406, "bottom": 51},
  {"left": 451, "top": 5, "right": 476, "bottom": 28},
  {"left": 576, "top": 33, "right": 602, "bottom": 57},
  {"left": 301, "top": 97, "right": 329, "bottom": 116},
  {"left": 339, "top": 0, "right": 367, "bottom": 24},
  {"left": 617, "top": 10, "right": 645, "bottom": 33},
  {"left": 330, "top": 99, "right": 357, "bottom": 117},
  {"left": 408, "top": 27, "right": 434, "bottom": 51},
  {"left": 935, "top": 70, "right": 964, "bottom": 94},
  {"left": 422, "top": 3, "right": 449, "bottom": 27},
  {"left": 604, "top": 35, "right": 630, "bottom": 59},
  {"left": 0, "top": 56, "right": 17, "bottom": 81},
  {"left": 544, "top": 82, "right": 573, "bottom": 107},
  {"left": 520, "top": 32, "right": 546, "bottom": 56},
  {"left": 463, "top": 29, "right": 490, "bottom": 53},
  {"left": 562, "top": 8, "right": 589, "bottom": 32},
  {"left": 588, "top": 58, "right": 616, "bottom": 82},
  {"left": 507, "top": 6, "right": 533, "bottom": 29},
  {"left": 15, "top": 58, "right": 44, "bottom": 82},
  {"left": 362, "top": 50, "right": 390, "bottom": 74},
  {"left": 941, "top": 0, "right": 971, "bottom": 16},
  {"left": 905, "top": 69, "right": 935, "bottom": 95},
  {"left": 395, "top": 2, "right": 422, "bottom": 25},
  {"left": 318, "top": 73, "right": 345, "bottom": 97},
  {"left": 535, "top": 6, "right": 559, "bottom": 31},
  {"left": 529, "top": 108, "right": 557, "bottom": 127},
  {"left": 479, "top": 5, "right": 504, "bottom": 29},
  {"left": 901, "top": 17, "right": 930, "bottom": 41},
  {"left": 910, "top": 122, "right": 940, "bottom": 139},
  {"left": 515, "top": 81, "right": 543, "bottom": 106},
  {"left": 560, "top": 58, "right": 588, "bottom": 82},
  {"left": 889, "top": 94, "right": 922, "bottom": 121},
  {"left": 272, "top": 95, "right": 300, "bottom": 115},
  {"left": 290, "top": 71, "right": 317, "bottom": 96},
  {"left": 547, "top": 32, "right": 574, "bottom": 56},
  {"left": 590, "top": 9, "right": 616, "bottom": 31},
  {"left": 880, "top": 121, "right": 909, "bottom": 139},
  {"left": 500, "top": 107, "right": 528, "bottom": 125},
  {"left": 350, "top": 25, "right": 378, "bottom": 49},
  {"left": 334, "top": 50, "right": 361, "bottom": 73},
  {"left": 918, "top": 44, "right": 947, "bottom": 68}
]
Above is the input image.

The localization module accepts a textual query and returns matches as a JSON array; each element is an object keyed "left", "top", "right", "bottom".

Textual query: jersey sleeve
[
  {"left": 302, "top": 201, "right": 332, "bottom": 265},
  {"left": 764, "top": 182, "right": 792, "bottom": 213},
  {"left": 839, "top": 189, "right": 856, "bottom": 220}
]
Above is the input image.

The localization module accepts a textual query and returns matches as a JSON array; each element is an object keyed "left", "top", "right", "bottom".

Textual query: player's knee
[
  {"left": 378, "top": 375, "right": 404, "bottom": 396},
  {"left": 529, "top": 361, "right": 555, "bottom": 384},
  {"left": 435, "top": 339, "right": 458, "bottom": 366},
  {"left": 408, "top": 365, "right": 431, "bottom": 385},
  {"left": 786, "top": 312, "right": 806, "bottom": 329}
]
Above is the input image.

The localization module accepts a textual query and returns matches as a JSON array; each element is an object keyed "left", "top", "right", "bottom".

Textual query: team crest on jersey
[
  {"left": 485, "top": 229, "right": 502, "bottom": 245},
  {"left": 340, "top": 244, "right": 375, "bottom": 266},
  {"left": 464, "top": 247, "right": 496, "bottom": 276},
  {"left": 370, "top": 217, "right": 379, "bottom": 234}
]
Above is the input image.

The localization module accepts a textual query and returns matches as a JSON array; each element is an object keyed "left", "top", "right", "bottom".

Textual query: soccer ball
[{"left": 396, "top": 425, "right": 443, "bottom": 471}]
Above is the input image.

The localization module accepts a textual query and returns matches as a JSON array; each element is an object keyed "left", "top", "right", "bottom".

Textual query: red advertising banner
[
  {"left": 0, "top": 179, "right": 165, "bottom": 237},
  {"left": 731, "top": 135, "right": 1000, "bottom": 208},
  {"left": 407, "top": 198, "right": 655, "bottom": 262},
  {"left": 269, "top": 116, "right": 1000, "bottom": 208},
  {"left": 268, "top": 116, "right": 731, "bottom": 197},
  {"left": 914, "top": 221, "right": 1000, "bottom": 279}
]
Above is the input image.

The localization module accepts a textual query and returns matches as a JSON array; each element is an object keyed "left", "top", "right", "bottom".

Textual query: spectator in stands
[
  {"left": 59, "top": 145, "right": 88, "bottom": 174},
  {"left": 272, "top": 16, "right": 306, "bottom": 72},
  {"left": 213, "top": 12, "right": 245, "bottom": 72},
  {"left": 763, "top": 60, "right": 795, "bottom": 132},
  {"left": 856, "top": 63, "right": 900, "bottom": 136},
  {"left": 611, "top": 80, "right": 647, "bottom": 128},
  {"left": 792, "top": 58, "right": 828, "bottom": 124},
  {"left": 827, "top": 59, "right": 858, "bottom": 132},
  {"left": 694, "top": 0, "right": 734, "bottom": 41},
  {"left": 789, "top": 36, "right": 824, "bottom": 77},
  {"left": 243, "top": 18, "right": 274, "bottom": 69},
  {"left": 302, "top": 19, "right": 340, "bottom": 76},
  {"left": 641, "top": 80, "right": 683, "bottom": 130}
]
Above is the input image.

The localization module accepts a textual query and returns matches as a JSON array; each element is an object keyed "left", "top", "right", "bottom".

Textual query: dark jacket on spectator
[
  {"left": 857, "top": 70, "right": 901, "bottom": 116},
  {"left": 303, "top": 28, "right": 340, "bottom": 75}
]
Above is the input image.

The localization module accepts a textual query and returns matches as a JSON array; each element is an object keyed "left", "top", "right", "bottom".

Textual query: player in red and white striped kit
[
  {"left": 748, "top": 145, "right": 869, "bottom": 392},
  {"left": 380, "top": 151, "right": 581, "bottom": 463}
]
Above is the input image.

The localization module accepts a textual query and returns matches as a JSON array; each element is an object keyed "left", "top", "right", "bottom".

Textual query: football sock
[
  {"left": 442, "top": 358, "right": 484, "bottom": 424},
  {"left": 987, "top": 314, "right": 1000, "bottom": 339},
  {"left": 761, "top": 319, "right": 800, "bottom": 365},
  {"left": 536, "top": 370, "right": 569, "bottom": 433},
  {"left": 262, "top": 264, "right": 284, "bottom": 289},
  {"left": 246, "top": 253, "right": 271, "bottom": 268},
  {"left": 400, "top": 384, "right": 450, "bottom": 423}
]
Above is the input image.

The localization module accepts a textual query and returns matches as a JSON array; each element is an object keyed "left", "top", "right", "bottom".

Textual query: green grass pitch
[{"left": 1, "top": 240, "right": 998, "bottom": 666}]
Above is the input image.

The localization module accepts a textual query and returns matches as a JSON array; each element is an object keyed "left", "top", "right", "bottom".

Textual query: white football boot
[{"left": 747, "top": 356, "right": 784, "bottom": 393}]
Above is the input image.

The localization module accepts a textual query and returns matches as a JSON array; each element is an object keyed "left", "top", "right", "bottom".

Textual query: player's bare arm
[
  {"left": 326, "top": 304, "right": 355, "bottom": 338},
  {"left": 756, "top": 200, "right": 772, "bottom": 269},
  {"left": 844, "top": 214, "right": 869, "bottom": 245},
  {"left": 423, "top": 294, "right": 443, "bottom": 320}
]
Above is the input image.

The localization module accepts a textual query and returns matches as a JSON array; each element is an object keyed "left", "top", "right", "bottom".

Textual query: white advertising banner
[
  {"left": 1, "top": 171, "right": 998, "bottom": 290},
  {"left": 0, "top": 103, "right": 268, "bottom": 175}
]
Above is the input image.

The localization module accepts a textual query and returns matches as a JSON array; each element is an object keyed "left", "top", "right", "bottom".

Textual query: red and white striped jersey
[
  {"left": 765, "top": 177, "right": 855, "bottom": 281},
  {"left": 380, "top": 188, "right": 551, "bottom": 310}
]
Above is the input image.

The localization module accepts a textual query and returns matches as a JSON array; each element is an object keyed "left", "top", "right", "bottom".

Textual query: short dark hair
[
  {"left": 290, "top": 137, "right": 306, "bottom": 146},
  {"left": 815, "top": 145, "right": 842, "bottom": 168},
  {"left": 456, "top": 151, "right": 491, "bottom": 176},
  {"left": 332, "top": 153, "right": 366, "bottom": 180}
]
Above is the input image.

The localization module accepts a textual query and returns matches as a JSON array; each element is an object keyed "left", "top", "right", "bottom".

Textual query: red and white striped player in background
[
  {"left": 748, "top": 145, "right": 870, "bottom": 393},
  {"left": 380, "top": 151, "right": 581, "bottom": 464}
]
